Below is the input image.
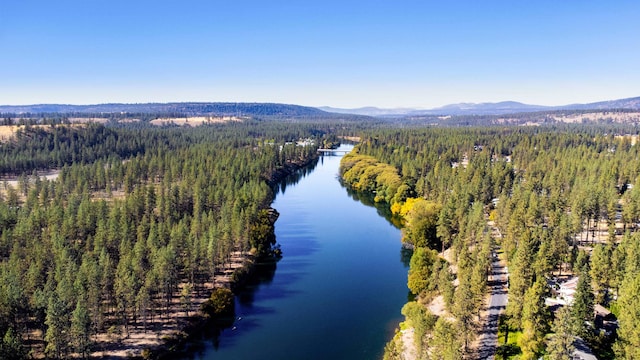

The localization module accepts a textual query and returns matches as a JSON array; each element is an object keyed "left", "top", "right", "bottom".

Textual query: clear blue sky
[{"left": 1, "top": 1, "right": 639, "bottom": 108}]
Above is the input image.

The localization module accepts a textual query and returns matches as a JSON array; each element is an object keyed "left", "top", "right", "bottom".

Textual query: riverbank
[
  {"left": 84, "top": 154, "right": 320, "bottom": 359},
  {"left": 264, "top": 155, "right": 319, "bottom": 187},
  {"left": 90, "top": 251, "right": 253, "bottom": 359}
]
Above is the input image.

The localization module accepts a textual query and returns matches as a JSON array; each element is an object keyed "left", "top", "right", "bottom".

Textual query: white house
[{"left": 559, "top": 276, "right": 579, "bottom": 304}]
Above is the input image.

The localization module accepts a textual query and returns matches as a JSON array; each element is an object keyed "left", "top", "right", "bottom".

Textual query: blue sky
[{"left": 1, "top": 1, "right": 639, "bottom": 108}]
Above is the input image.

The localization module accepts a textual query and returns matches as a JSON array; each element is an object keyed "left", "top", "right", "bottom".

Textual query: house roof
[
  {"left": 573, "top": 337, "right": 598, "bottom": 360},
  {"left": 560, "top": 276, "right": 579, "bottom": 290},
  {"left": 594, "top": 304, "right": 611, "bottom": 317}
]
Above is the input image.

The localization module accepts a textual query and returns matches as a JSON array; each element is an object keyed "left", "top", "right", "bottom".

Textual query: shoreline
[
  {"left": 89, "top": 154, "right": 320, "bottom": 359},
  {"left": 88, "top": 253, "right": 255, "bottom": 359}
]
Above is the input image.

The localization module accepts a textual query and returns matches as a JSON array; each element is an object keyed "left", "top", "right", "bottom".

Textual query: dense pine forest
[
  {"left": 5, "top": 117, "right": 640, "bottom": 359},
  {"left": 0, "top": 121, "right": 338, "bottom": 359},
  {"left": 340, "top": 126, "right": 640, "bottom": 359}
]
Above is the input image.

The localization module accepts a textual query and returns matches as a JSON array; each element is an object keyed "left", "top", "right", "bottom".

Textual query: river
[{"left": 186, "top": 145, "right": 409, "bottom": 359}]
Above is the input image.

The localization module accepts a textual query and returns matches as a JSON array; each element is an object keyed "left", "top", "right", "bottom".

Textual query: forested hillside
[
  {"left": 0, "top": 122, "right": 331, "bottom": 359},
  {"left": 341, "top": 126, "right": 640, "bottom": 359},
  {"left": 0, "top": 102, "right": 376, "bottom": 124},
  {"left": 0, "top": 102, "right": 329, "bottom": 117}
]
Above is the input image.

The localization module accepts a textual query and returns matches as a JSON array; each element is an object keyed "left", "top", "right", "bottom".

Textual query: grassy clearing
[
  {"left": 0, "top": 124, "right": 87, "bottom": 142},
  {"left": 149, "top": 116, "right": 241, "bottom": 126},
  {"left": 496, "top": 317, "right": 522, "bottom": 359},
  {"left": 0, "top": 125, "right": 25, "bottom": 141}
]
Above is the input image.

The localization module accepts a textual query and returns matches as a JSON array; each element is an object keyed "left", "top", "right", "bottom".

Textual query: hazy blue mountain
[
  {"left": 422, "top": 101, "right": 552, "bottom": 115},
  {"left": 559, "top": 96, "right": 640, "bottom": 111},
  {"left": 318, "top": 102, "right": 551, "bottom": 116},
  {"left": 317, "top": 106, "right": 419, "bottom": 116},
  {"left": 2, "top": 97, "right": 639, "bottom": 119}
]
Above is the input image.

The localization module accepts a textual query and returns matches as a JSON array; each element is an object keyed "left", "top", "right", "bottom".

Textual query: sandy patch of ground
[
  {"left": 495, "top": 111, "right": 640, "bottom": 125},
  {"left": 427, "top": 295, "right": 455, "bottom": 322},
  {"left": 549, "top": 111, "right": 640, "bottom": 124},
  {"left": 0, "top": 125, "right": 20, "bottom": 141},
  {"left": 400, "top": 328, "right": 417, "bottom": 360},
  {"left": 68, "top": 117, "right": 109, "bottom": 124},
  {"left": 0, "top": 124, "right": 89, "bottom": 142},
  {"left": 0, "top": 169, "right": 60, "bottom": 184},
  {"left": 440, "top": 248, "right": 457, "bottom": 276},
  {"left": 440, "top": 248, "right": 454, "bottom": 263},
  {"left": 338, "top": 135, "right": 361, "bottom": 143},
  {"left": 397, "top": 296, "right": 453, "bottom": 360},
  {"left": 615, "top": 134, "right": 639, "bottom": 145},
  {"left": 0, "top": 125, "right": 59, "bottom": 142},
  {"left": 0, "top": 170, "right": 61, "bottom": 199},
  {"left": 92, "top": 189, "right": 127, "bottom": 201},
  {"left": 574, "top": 219, "right": 626, "bottom": 248},
  {"left": 149, "top": 116, "right": 242, "bottom": 127}
]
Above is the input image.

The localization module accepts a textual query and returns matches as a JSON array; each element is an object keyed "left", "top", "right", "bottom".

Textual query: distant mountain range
[
  {"left": 1, "top": 96, "right": 640, "bottom": 118},
  {"left": 0, "top": 102, "right": 332, "bottom": 118},
  {"left": 320, "top": 96, "right": 640, "bottom": 116},
  {"left": 316, "top": 106, "right": 420, "bottom": 117},
  {"left": 562, "top": 97, "right": 640, "bottom": 111}
]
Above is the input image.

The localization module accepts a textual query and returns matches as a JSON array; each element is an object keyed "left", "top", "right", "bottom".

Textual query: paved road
[{"left": 475, "top": 252, "right": 508, "bottom": 360}]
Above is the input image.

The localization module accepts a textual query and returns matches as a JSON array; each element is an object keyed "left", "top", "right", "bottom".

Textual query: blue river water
[{"left": 187, "top": 145, "right": 409, "bottom": 360}]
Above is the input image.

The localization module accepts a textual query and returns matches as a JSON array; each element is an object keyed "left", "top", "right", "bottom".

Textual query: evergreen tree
[
  {"left": 615, "top": 273, "right": 640, "bottom": 359},
  {"left": 400, "top": 302, "right": 437, "bottom": 353},
  {"left": 589, "top": 244, "right": 612, "bottom": 304},
  {"left": 505, "top": 231, "right": 535, "bottom": 330},
  {"left": 571, "top": 273, "right": 594, "bottom": 338},
  {"left": 518, "top": 278, "right": 550, "bottom": 360},
  {"left": 431, "top": 317, "right": 463, "bottom": 360},
  {"left": 44, "top": 294, "right": 69, "bottom": 359},
  {"left": 452, "top": 268, "right": 476, "bottom": 352},
  {"left": 71, "top": 299, "right": 92, "bottom": 359},
  {"left": 546, "top": 306, "right": 575, "bottom": 360},
  {"left": 0, "top": 327, "right": 26, "bottom": 360}
]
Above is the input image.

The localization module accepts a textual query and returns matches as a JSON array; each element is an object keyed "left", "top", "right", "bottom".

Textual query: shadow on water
[
  {"left": 178, "top": 159, "right": 324, "bottom": 359},
  {"left": 343, "top": 186, "right": 412, "bottom": 270},
  {"left": 400, "top": 247, "right": 413, "bottom": 268},
  {"left": 236, "top": 259, "right": 307, "bottom": 305},
  {"left": 343, "top": 183, "right": 415, "bottom": 307},
  {"left": 236, "top": 260, "right": 278, "bottom": 304},
  {"left": 342, "top": 182, "right": 416, "bottom": 307},
  {"left": 176, "top": 258, "right": 283, "bottom": 359},
  {"left": 275, "top": 158, "right": 319, "bottom": 196},
  {"left": 343, "top": 187, "right": 404, "bottom": 229}
]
